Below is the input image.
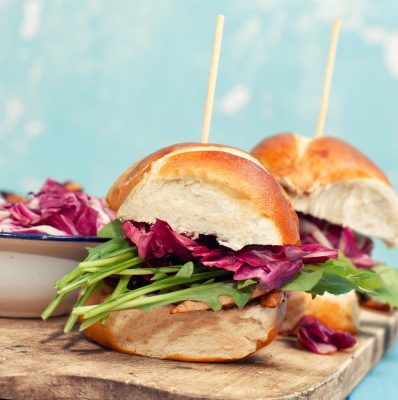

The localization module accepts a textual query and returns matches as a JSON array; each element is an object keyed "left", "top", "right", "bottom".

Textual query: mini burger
[
  {"left": 251, "top": 133, "right": 398, "bottom": 334},
  {"left": 43, "top": 143, "right": 394, "bottom": 361}
]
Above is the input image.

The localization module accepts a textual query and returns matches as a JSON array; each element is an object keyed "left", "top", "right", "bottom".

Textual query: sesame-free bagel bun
[
  {"left": 107, "top": 143, "right": 300, "bottom": 250},
  {"left": 252, "top": 133, "right": 398, "bottom": 247},
  {"left": 84, "top": 287, "right": 286, "bottom": 362}
]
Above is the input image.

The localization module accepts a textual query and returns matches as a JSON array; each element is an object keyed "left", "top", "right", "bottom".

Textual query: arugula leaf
[
  {"left": 310, "top": 272, "right": 357, "bottom": 295},
  {"left": 84, "top": 237, "right": 129, "bottom": 264},
  {"left": 74, "top": 270, "right": 230, "bottom": 319},
  {"left": 78, "top": 281, "right": 253, "bottom": 331},
  {"left": 190, "top": 278, "right": 215, "bottom": 287},
  {"left": 63, "top": 281, "right": 104, "bottom": 332},
  {"left": 330, "top": 252, "right": 358, "bottom": 275},
  {"left": 376, "top": 264, "right": 398, "bottom": 275},
  {"left": 78, "top": 248, "right": 137, "bottom": 269},
  {"left": 237, "top": 279, "right": 257, "bottom": 290},
  {"left": 283, "top": 255, "right": 398, "bottom": 308},
  {"left": 53, "top": 238, "right": 128, "bottom": 289},
  {"left": 234, "top": 284, "right": 256, "bottom": 307},
  {"left": 121, "top": 282, "right": 253, "bottom": 313},
  {"left": 97, "top": 220, "right": 123, "bottom": 238},
  {"left": 151, "top": 272, "right": 169, "bottom": 281},
  {"left": 367, "top": 265, "right": 398, "bottom": 307},
  {"left": 175, "top": 262, "right": 194, "bottom": 278},
  {"left": 283, "top": 268, "right": 323, "bottom": 291}
]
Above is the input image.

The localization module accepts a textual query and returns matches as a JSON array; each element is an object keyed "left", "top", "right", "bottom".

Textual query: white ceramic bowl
[{"left": 0, "top": 232, "right": 105, "bottom": 318}]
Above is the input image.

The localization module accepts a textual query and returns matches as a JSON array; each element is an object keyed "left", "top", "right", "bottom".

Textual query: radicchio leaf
[
  {"left": 0, "top": 178, "right": 115, "bottom": 236},
  {"left": 299, "top": 213, "right": 377, "bottom": 269},
  {"left": 122, "top": 219, "right": 338, "bottom": 289},
  {"left": 297, "top": 316, "right": 356, "bottom": 354}
]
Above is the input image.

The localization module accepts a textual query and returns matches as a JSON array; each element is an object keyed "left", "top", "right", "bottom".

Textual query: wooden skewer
[
  {"left": 315, "top": 17, "right": 342, "bottom": 138},
  {"left": 200, "top": 15, "right": 225, "bottom": 144}
]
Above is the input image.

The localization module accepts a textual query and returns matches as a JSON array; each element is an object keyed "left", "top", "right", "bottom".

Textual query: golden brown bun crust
[
  {"left": 107, "top": 142, "right": 300, "bottom": 245},
  {"left": 83, "top": 287, "right": 285, "bottom": 362},
  {"left": 251, "top": 133, "right": 390, "bottom": 192},
  {"left": 281, "top": 291, "right": 360, "bottom": 334},
  {"left": 107, "top": 143, "right": 189, "bottom": 211}
]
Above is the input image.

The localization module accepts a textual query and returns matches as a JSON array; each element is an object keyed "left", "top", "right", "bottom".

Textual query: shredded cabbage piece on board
[{"left": 297, "top": 316, "right": 356, "bottom": 354}]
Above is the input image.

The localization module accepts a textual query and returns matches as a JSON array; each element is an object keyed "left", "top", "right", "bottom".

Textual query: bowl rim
[{"left": 0, "top": 232, "right": 108, "bottom": 242}]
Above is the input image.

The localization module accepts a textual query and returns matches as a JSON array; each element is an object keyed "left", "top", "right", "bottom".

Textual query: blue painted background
[
  {"left": 1, "top": 0, "right": 398, "bottom": 397},
  {"left": 2, "top": 0, "right": 398, "bottom": 266}
]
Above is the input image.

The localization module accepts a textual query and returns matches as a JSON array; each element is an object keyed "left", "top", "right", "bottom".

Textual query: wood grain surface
[{"left": 0, "top": 309, "right": 397, "bottom": 400}]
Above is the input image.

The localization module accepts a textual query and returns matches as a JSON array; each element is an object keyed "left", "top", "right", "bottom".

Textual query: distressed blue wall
[{"left": 1, "top": 0, "right": 398, "bottom": 267}]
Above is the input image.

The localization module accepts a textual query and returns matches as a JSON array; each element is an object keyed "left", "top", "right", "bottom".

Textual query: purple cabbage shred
[
  {"left": 122, "top": 219, "right": 337, "bottom": 289},
  {"left": 297, "top": 316, "right": 356, "bottom": 354},
  {"left": 0, "top": 178, "right": 115, "bottom": 236}
]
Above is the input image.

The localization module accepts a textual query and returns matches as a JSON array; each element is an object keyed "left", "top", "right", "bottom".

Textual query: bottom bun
[
  {"left": 84, "top": 287, "right": 286, "bottom": 362},
  {"left": 281, "top": 291, "right": 360, "bottom": 334}
]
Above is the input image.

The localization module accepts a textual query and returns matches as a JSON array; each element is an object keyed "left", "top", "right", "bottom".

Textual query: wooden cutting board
[{"left": 1, "top": 309, "right": 397, "bottom": 400}]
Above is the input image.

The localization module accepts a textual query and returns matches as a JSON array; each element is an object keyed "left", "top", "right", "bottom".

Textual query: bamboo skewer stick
[
  {"left": 315, "top": 17, "right": 342, "bottom": 138},
  {"left": 200, "top": 15, "right": 225, "bottom": 144}
]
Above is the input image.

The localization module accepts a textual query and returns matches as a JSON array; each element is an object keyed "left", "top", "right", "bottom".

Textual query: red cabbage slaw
[
  {"left": 122, "top": 219, "right": 337, "bottom": 290},
  {"left": 297, "top": 316, "right": 356, "bottom": 354},
  {"left": 0, "top": 179, "right": 115, "bottom": 236},
  {"left": 298, "top": 213, "right": 377, "bottom": 268}
]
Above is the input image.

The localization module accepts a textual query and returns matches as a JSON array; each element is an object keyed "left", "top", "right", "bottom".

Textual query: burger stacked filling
[
  {"left": 297, "top": 212, "right": 398, "bottom": 311},
  {"left": 43, "top": 219, "right": 398, "bottom": 334},
  {"left": 298, "top": 213, "right": 376, "bottom": 269},
  {"left": 123, "top": 219, "right": 337, "bottom": 290}
]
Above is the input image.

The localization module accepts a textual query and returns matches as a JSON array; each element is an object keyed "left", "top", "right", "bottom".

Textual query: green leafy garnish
[
  {"left": 43, "top": 233, "right": 398, "bottom": 334},
  {"left": 175, "top": 262, "right": 194, "bottom": 278},
  {"left": 283, "top": 268, "right": 323, "bottom": 291},
  {"left": 73, "top": 270, "right": 229, "bottom": 319},
  {"left": 237, "top": 279, "right": 257, "bottom": 290},
  {"left": 42, "top": 235, "right": 254, "bottom": 332},
  {"left": 131, "top": 282, "right": 252, "bottom": 313},
  {"left": 283, "top": 253, "right": 398, "bottom": 307},
  {"left": 151, "top": 272, "right": 169, "bottom": 281},
  {"left": 367, "top": 265, "right": 398, "bottom": 307},
  {"left": 97, "top": 220, "right": 123, "bottom": 239}
]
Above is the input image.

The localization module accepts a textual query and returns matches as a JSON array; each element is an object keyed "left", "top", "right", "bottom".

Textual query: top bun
[
  {"left": 107, "top": 143, "right": 299, "bottom": 250},
  {"left": 252, "top": 133, "right": 398, "bottom": 246}
]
